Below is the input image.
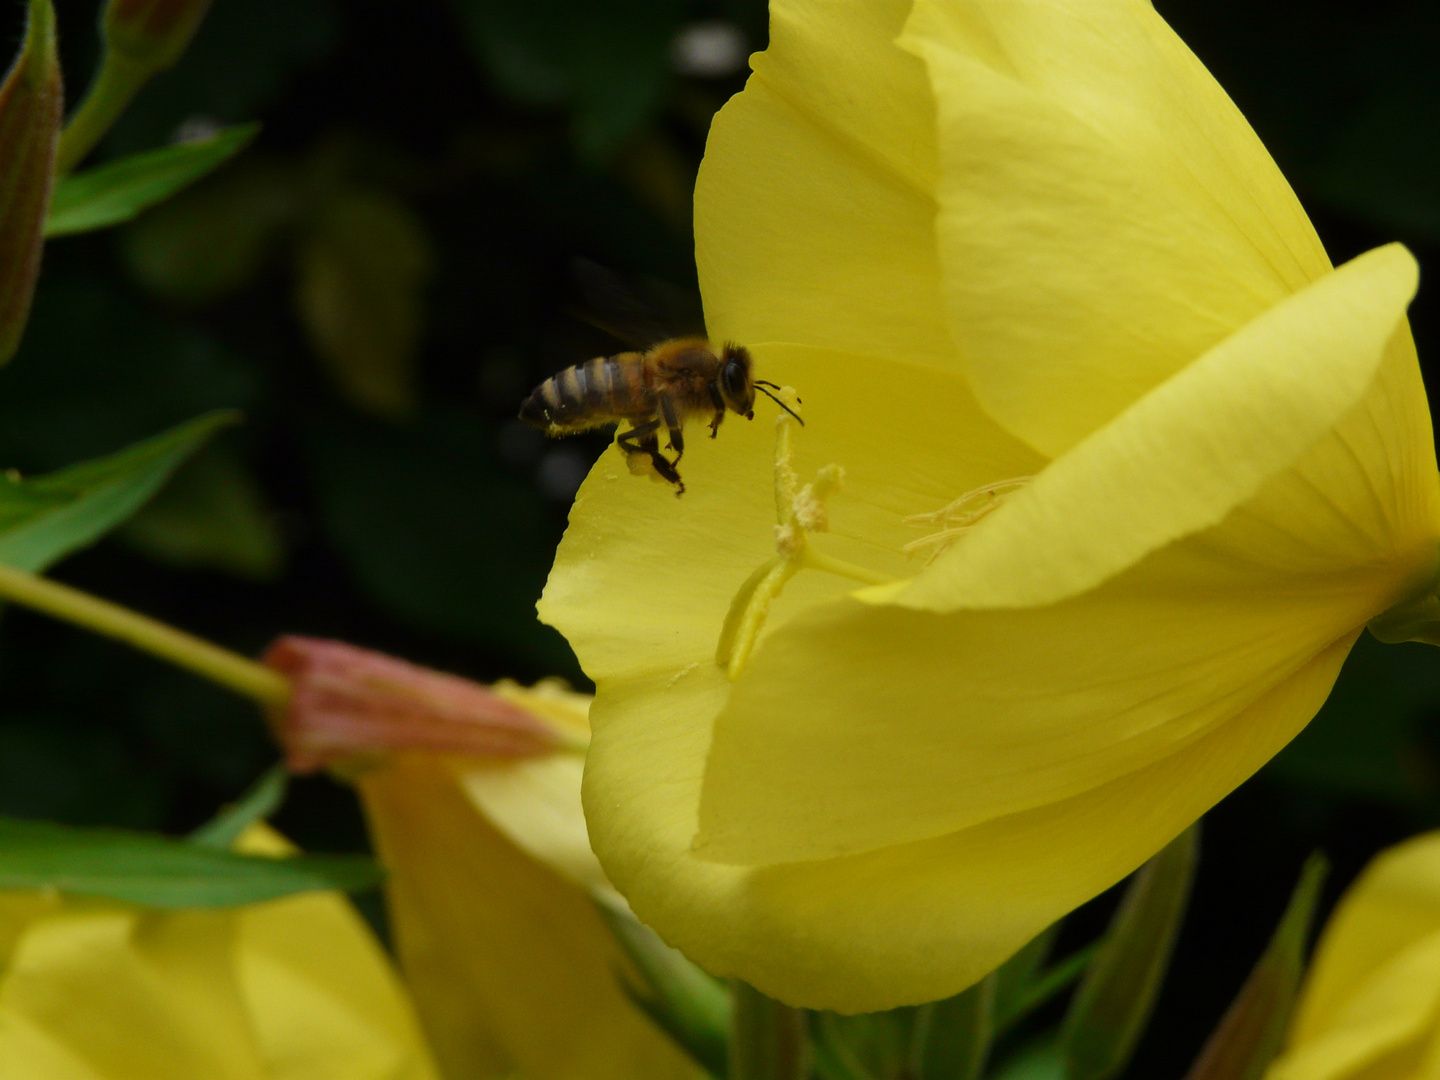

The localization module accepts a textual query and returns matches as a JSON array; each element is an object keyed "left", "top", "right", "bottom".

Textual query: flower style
[
  {"left": 538, "top": 0, "right": 1440, "bottom": 1012},
  {"left": 1268, "top": 832, "right": 1440, "bottom": 1080},
  {"left": 265, "top": 637, "right": 699, "bottom": 1080},
  {"left": 0, "top": 825, "right": 438, "bottom": 1080}
]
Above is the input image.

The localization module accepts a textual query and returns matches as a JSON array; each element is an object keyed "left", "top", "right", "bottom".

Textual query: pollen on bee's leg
[{"left": 903, "top": 476, "right": 1033, "bottom": 564}]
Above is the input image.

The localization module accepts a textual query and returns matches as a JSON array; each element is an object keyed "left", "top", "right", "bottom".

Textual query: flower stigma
[
  {"left": 715, "top": 390, "right": 894, "bottom": 682},
  {"left": 903, "top": 476, "right": 1033, "bottom": 565}
]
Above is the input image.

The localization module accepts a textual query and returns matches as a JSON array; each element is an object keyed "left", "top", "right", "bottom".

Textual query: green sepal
[
  {"left": 1060, "top": 823, "right": 1200, "bottom": 1080},
  {"left": 909, "top": 974, "right": 995, "bottom": 1080},
  {"left": 995, "top": 943, "right": 1099, "bottom": 1039},
  {"left": 0, "top": 0, "right": 62, "bottom": 364},
  {"left": 597, "top": 898, "right": 731, "bottom": 1077},
  {"left": 1182, "top": 854, "right": 1329, "bottom": 1080},
  {"left": 46, "top": 123, "right": 259, "bottom": 238},
  {"left": 0, "top": 815, "right": 381, "bottom": 906},
  {"left": 0, "top": 410, "right": 237, "bottom": 572},
  {"left": 811, "top": 1008, "right": 915, "bottom": 1080},
  {"left": 730, "top": 980, "right": 809, "bottom": 1080},
  {"left": 188, "top": 763, "right": 289, "bottom": 851}
]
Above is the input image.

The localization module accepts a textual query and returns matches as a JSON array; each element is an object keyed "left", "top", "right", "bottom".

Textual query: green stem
[
  {"left": 55, "top": 51, "right": 151, "bottom": 175},
  {"left": 0, "top": 562, "right": 289, "bottom": 708},
  {"left": 729, "top": 981, "right": 809, "bottom": 1080}
]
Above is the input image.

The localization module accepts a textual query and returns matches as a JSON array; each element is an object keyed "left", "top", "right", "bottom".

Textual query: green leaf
[
  {"left": 45, "top": 123, "right": 261, "bottom": 238},
  {"left": 1060, "top": 824, "right": 1200, "bottom": 1080},
  {"left": 994, "top": 923, "right": 1061, "bottom": 1023},
  {"left": 0, "top": 410, "right": 237, "bottom": 572},
  {"left": 909, "top": 975, "right": 995, "bottom": 1080},
  {"left": 0, "top": 815, "right": 381, "bottom": 906},
  {"left": 811, "top": 1010, "right": 915, "bottom": 1080},
  {"left": 996, "top": 944, "right": 1099, "bottom": 1039},
  {"left": 188, "top": 764, "right": 289, "bottom": 851},
  {"left": 292, "top": 188, "right": 433, "bottom": 419},
  {"left": 1182, "top": 854, "right": 1329, "bottom": 1080},
  {"left": 598, "top": 899, "right": 731, "bottom": 1077},
  {"left": 120, "top": 440, "right": 285, "bottom": 580},
  {"left": 990, "top": 1037, "right": 1065, "bottom": 1080}
]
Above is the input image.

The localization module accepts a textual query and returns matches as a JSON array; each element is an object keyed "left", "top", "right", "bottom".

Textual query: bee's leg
[
  {"left": 616, "top": 417, "right": 662, "bottom": 457},
  {"left": 647, "top": 437, "right": 685, "bottom": 495},
  {"left": 708, "top": 385, "right": 725, "bottom": 438},
  {"left": 658, "top": 394, "right": 685, "bottom": 463},
  {"left": 617, "top": 419, "right": 684, "bottom": 495}
]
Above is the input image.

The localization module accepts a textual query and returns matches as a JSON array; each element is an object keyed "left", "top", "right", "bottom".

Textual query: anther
[
  {"left": 715, "top": 394, "right": 893, "bottom": 682},
  {"left": 903, "top": 476, "right": 1032, "bottom": 564}
]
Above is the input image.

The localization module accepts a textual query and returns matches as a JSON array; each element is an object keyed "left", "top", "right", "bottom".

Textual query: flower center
[
  {"left": 715, "top": 391, "right": 894, "bottom": 682},
  {"left": 902, "top": 476, "right": 1032, "bottom": 565}
]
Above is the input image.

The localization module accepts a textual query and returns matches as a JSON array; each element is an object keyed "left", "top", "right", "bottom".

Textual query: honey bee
[{"left": 519, "top": 336, "right": 801, "bottom": 495}]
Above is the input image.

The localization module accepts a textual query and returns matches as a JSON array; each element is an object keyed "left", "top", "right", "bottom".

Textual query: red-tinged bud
[
  {"left": 262, "top": 635, "right": 568, "bottom": 774},
  {"left": 0, "top": 0, "right": 61, "bottom": 365},
  {"left": 102, "top": 0, "right": 213, "bottom": 73}
]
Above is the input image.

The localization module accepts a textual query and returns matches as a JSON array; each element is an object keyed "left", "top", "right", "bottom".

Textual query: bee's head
[{"left": 718, "top": 343, "right": 755, "bottom": 419}]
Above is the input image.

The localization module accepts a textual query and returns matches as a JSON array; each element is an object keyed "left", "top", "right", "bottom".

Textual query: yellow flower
[
  {"left": 1268, "top": 832, "right": 1440, "bottom": 1080},
  {"left": 0, "top": 825, "right": 438, "bottom": 1080},
  {"left": 264, "top": 637, "right": 699, "bottom": 1080},
  {"left": 538, "top": 0, "right": 1440, "bottom": 1012}
]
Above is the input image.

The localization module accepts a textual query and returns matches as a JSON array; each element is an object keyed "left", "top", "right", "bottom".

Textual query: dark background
[{"left": 0, "top": 0, "right": 1436, "bottom": 1072}]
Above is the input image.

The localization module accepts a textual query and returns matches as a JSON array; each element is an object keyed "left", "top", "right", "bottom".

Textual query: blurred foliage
[{"left": 0, "top": 0, "right": 1432, "bottom": 1075}]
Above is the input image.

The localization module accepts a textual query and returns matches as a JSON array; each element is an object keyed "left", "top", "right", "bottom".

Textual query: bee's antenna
[
  {"left": 756, "top": 383, "right": 805, "bottom": 426},
  {"left": 754, "top": 380, "right": 803, "bottom": 406}
]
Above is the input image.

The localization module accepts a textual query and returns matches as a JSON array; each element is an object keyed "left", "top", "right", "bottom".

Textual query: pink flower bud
[{"left": 262, "top": 635, "right": 566, "bottom": 774}]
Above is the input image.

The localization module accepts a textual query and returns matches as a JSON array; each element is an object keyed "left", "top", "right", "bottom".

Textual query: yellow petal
[
  {"left": 897, "top": 243, "right": 1424, "bottom": 612},
  {"left": 696, "top": 0, "right": 952, "bottom": 368},
  {"left": 582, "top": 632, "right": 1351, "bottom": 1012},
  {"left": 236, "top": 878, "right": 439, "bottom": 1078},
  {"left": 0, "top": 827, "right": 438, "bottom": 1080},
  {"left": 694, "top": 244, "right": 1438, "bottom": 868},
  {"left": 1300, "top": 834, "right": 1440, "bottom": 1035},
  {"left": 899, "top": 0, "right": 1333, "bottom": 455},
  {"left": 539, "top": 341, "right": 1043, "bottom": 687},
  {"left": 0, "top": 905, "right": 268, "bottom": 1079},
  {"left": 356, "top": 755, "right": 699, "bottom": 1080}
]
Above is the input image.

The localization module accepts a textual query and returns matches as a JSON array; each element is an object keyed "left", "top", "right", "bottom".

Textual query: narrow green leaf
[
  {"left": 188, "top": 763, "right": 288, "bottom": 851},
  {"left": 990, "top": 1037, "right": 1066, "bottom": 1080},
  {"left": 910, "top": 974, "right": 995, "bottom": 1080},
  {"left": 995, "top": 944, "right": 1100, "bottom": 1038},
  {"left": 598, "top": 900, "right": 731, "bottom": 1077},
  {"left": 995, "top": 922, "right": 1061, "bottom": 1021},
  {"left": 0, "top": 815, "right": 381, "bottom": 906},
  {"left": 811, "top": 1010, "right": 915, "bottom": 1080},
  {"left": 810, "top": 1013, "right": 880, "bottom": 1080},
  {"left": 1182, "top": 854, "right": 1329, "bottom": 1080},
  {"left": 0, "top": 410, "right": 237, "bottom": 572},
  {"left": 46, "top": 123, "right": 259, "bottom": 238},
  {"left": 1061, "top": 824, "right": 1200, "bottom": 1080},
  {"left": 0, "top": 0, "right": 62, "bottom": 363},
  {"left": 730, "top": 981, "right": 809, "bottom": 1080}
]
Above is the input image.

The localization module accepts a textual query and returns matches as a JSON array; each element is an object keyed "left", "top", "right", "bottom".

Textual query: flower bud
[
  {"left": 101, "top": 0, "right": 212, "bottom": 74},
  {"left": 261, "top": 635, "right": 568, "bottom": 774},
  {"left": 0, "top": 0, "right": 61, "bottom": 365}
]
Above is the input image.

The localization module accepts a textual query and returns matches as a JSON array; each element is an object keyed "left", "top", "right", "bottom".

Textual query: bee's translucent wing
[{"left": 569, "top": 258, "right": 701, "bottom": 348}]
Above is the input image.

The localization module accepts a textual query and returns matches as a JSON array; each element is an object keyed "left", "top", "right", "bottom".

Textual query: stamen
[
  {"left": 716, "top": 392, "right": 896, "bottom": 682},
  {"left": 903, "top": 476, "right": 1032, "bottom": 565}
]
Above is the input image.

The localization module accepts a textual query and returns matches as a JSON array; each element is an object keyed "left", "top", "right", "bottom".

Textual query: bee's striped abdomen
[{"left": 519, "top": 353, "right": 651, "bottom": 433}]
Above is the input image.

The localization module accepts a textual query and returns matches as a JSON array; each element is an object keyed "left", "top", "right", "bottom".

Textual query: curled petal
[{"left": 901, "top": 0, "right": 1331, "bottom": 455}]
